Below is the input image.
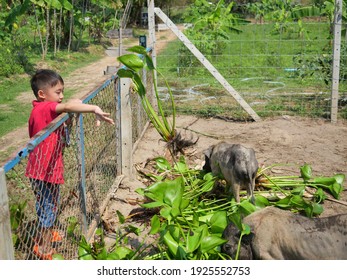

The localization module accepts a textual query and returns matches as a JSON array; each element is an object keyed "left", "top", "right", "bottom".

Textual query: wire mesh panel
[
  {"left": 155, "top": 18, "right": 346, "bottom": 121},
  {"left": 2, "top": 75, "right": 149, "bottom": 260}
]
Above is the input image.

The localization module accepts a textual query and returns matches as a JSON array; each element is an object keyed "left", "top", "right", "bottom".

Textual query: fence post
[
  {"left": 0, "top": 168, "right": 15, "bottom": 259},
  {"left": 120, "top": 78, "right": 133, "bottom": 180},
  {"left": 147, "top": 0, "right": 156, "bottom": 69},
  {"left": 147, "top": 0, "right": 158, "bottom": 110},
  {"left": 77, "top": 115, "right": 88, "bottom": 236},
  {"left": 331, "top": 0, "right": 342, "bottom": 123}
]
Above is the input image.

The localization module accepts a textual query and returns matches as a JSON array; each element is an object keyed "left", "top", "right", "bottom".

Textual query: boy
[{"left": 25, "top": 69, "right": 114, "bottom": 259}]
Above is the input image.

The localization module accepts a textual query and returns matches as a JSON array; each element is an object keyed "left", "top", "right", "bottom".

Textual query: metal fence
[
  {"left": 152, "top": 5, "right": 346, "bottom": 122},
  {"left": 0, "top": 72, "right": 151, "bottom": 260}
]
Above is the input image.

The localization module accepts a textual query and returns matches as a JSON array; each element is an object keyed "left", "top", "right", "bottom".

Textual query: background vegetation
[{"left": 0, "top": 0, "right": 346, "bottom": 136}]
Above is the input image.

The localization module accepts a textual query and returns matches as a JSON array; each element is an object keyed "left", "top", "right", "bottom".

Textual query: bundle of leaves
[{"left": 133, "top": 158, "right": 345, "bottom": 260}]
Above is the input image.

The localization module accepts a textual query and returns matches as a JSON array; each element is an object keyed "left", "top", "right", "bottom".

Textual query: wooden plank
[
  {"left": 120, "top": 78, "right": 133, "bottom": 179},
  {"left": 330, "top": 0, "right": 342, "bottom": 123},
  {"left": 153, "top": 8, "right": 261, "bottom": 122},
  {"left": 0, "top": 168, "right": 15, "bottom": 259}
]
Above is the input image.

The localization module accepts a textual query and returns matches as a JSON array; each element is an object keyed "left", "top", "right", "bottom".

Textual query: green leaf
[
  {"left": 150, "top": 215, "right": 160, "bottom": 235},
  {"left": 142, "top": 201, "right": 165, "bottom": 209},
  {"left": 200, "top": 235, "right": 226, "bottom": 253},
  {"left": 145, "top": 55, "right": 155, "bottom": 70},
  {"left": 313, "top": 176, "right": 337, "bottom": 186},
  {"left": 311, "top": 203, "right": 324, "bottom": 216},
  {"left": 127, "top": 45, "right": 147, "bottom": 55},
  {"left": 117, "top": 54, "right": 144, "bottom": 71},
  {"left": 241, "top": 223, "right": 251, "bottom": 235},
  {"left": 106, "top": 251, "right": 120, "bottom": 260},
  {"left": 162, "top": 230, "right": 179, "bottom": 256},
  {"left": 300, "top": 164, "right": 312, "bottom": 181},
  {"left": 254, "top": 195, "right": 270, "bottom": 208},
  {"left": 290, "top": 195, "right": 307, "bottom": 208},
  {"left": 145, "top": 177, "right": 184, "bottom": 218},
  {"left": 95, "top": 228, "right": 103, "bottom": 237},
  {"left": 229, "top": 213, "right": 243, "bottom": 230},
  {"left": 333, "top": 174, "right": 345, "bottom": 185},
  {"left": 313, "top": 176, "right": 344, "bottom": 199},
  {"left": 239, "top": 200, "right": 257, "bottom": 215},
  {"left": 160, "top": 206, "right": 172, "bottom": 219},
  {"left": 291, "top": 185, "right": 305, "bottom": 195},
  {"left": 331, "top": 182, "right": 343, "bottom": 199},
  {"left": 155, "top": 157, "right": 171, "bottom": 171},
  {"left": 314, "top": 188, "right": 327, "bottom": 203},
  {"left": 78, "top": 246, "right": 94, "bottom": 260},
  {"left": 180, "top": 198, "right": 190, "bottom": 211},
  {"left": 96, "top": 248, "right": 108, "bottom": 260},
  {"left": 117, "top": 68, "right": 134, "bottom": 78},
  {"left": 209, "top": 211, "right": 228, "bottom": 234},
  {"left": 186, "top": 230, "right": 202, "bottom": 253},
  {"left": 116, "top": 210, "right": 125, "bottom": 224},
  {"left": 109, "top": 247, "right": 133, "bottom": 260},
  {"left": 132, "top": 73, "right": 146, "bottom": 96},
  {"left": 174, "top": 161, "right": 189, "bottom": 173},
  {"left": 275, "top": 196, "right": 292, "bottom": 209},
  {"left": 67, "top": 216, "right": 78, "bottom": 237},
  {"left": 135, "top": 188, "right": 145, "bottom": 196}
]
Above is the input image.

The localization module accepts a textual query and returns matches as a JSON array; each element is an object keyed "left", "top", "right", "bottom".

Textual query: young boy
[{"left": 25, "top": 69, "right": 115, "bottom": 260}]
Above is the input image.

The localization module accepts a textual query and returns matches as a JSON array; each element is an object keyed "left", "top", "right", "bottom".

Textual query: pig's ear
[{"left": 203, "top": 145, "right": 214, "bottom": 158}]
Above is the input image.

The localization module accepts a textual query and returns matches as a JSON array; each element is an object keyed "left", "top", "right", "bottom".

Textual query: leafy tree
[{"left": 178, "top": 0, "right": 246, "bottom": 74}]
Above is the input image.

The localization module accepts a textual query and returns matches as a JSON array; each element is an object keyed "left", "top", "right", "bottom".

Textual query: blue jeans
[{"left": 30, "top": 179, "right": 60, "bottom": 228}]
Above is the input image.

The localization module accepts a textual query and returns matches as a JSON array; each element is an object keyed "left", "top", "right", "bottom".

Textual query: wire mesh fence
[
  {"left": 154, "top": 19, "right": 346, "bottom": 121},
  {"left": 1, "top": 74, "right": 150, "bottom": 260}
]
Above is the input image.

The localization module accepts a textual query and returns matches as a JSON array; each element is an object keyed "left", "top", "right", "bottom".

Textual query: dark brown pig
[{"left": 222, "top": 207, "right": 347, "bottom": 260}]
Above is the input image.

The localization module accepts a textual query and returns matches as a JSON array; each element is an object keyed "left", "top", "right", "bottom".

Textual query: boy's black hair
[{"left": 30, "top": 69, "right": 64, "bottom": 98}]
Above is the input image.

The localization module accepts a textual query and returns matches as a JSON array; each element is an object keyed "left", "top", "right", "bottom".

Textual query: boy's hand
[{"left": 94, "top": 107, "right": 115, "bottom": 126}]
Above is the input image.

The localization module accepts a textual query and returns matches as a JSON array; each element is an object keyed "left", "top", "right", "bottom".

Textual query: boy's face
[{"left": 38, "top": 81, "right": 64, "bottom": 103}]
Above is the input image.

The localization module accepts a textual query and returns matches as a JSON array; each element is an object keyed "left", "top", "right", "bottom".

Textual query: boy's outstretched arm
[{"left": 56, "top": 100, "right": 115, "bottom": 126}]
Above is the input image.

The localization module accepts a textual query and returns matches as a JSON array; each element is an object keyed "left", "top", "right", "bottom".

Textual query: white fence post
[
  {"left": 331, "top": 0, "right": 343, "bottom": 123},
  {"left": 0, "top": 168, "right": 15, "bottom": 259},
  {"left": 120, "top": 78, "right": 133, "bottom": 180}
]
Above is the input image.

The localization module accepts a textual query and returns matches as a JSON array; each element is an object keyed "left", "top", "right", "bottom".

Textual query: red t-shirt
[{"left": 25, "top": 101, "right": 65, "bottom": 184}]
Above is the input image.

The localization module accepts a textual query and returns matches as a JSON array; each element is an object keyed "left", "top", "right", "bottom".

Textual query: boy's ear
[{"left": 37, "top": 89, "right": 45, "bottom": 100}]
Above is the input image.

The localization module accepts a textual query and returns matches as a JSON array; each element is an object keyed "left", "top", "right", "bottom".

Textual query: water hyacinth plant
[{"left": 117, "top": 46, "right": 198, "bottom": 155}]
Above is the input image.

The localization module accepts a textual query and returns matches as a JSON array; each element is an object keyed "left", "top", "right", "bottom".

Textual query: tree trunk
[
  {"left": 58, "top": 8, "right": 62, "bottom": 52},
  {"left": 54, "top": 9, "right": 57, "bottom": 56},
  {"left": 33, "top": 5, "right": 45, "bottom": 60},
  {"left": 68, "top": 1, "right": 74, "bottom": 52},
  {"left": 44, "top": 7, "right": 50, "bottom": 58}
]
